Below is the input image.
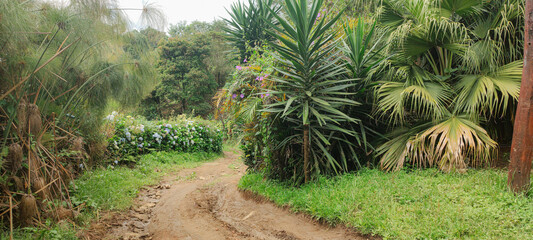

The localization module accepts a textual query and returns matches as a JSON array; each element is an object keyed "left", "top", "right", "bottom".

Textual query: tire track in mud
[{"left": 84, "top": 151, "right": 377, "bottom": 240}]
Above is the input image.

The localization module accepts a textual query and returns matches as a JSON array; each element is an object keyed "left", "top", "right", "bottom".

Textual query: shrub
[{"left": 106, "top": 114, "right": 223, "bottom": 160}]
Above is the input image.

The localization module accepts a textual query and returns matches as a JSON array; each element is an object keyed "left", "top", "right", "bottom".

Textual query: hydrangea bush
[{"left": 106, "top": 114, "right": 223, "bottom": 160}]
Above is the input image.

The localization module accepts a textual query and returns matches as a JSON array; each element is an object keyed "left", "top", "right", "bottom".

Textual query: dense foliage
[
  {"left": 220, "top": 0, "right": 380, "bottom": 183},
  {"left": 140, "top": 21, "right": 234, "bottom": 119},
  {"left": 0, "top": 0, "right": 163, "bottom": 144},
  {"left": 221, "top": 0, "right": 525, "bottom": 183},
  {"left": 106, "top": 114, "right": 223, "bottom": 160},
  {"left": 374, "top": 0, "right": 524, "bottom": 172}
]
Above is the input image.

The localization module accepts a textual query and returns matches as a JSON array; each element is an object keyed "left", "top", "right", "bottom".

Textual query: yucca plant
[
  {"left": 264, "top": 0, "right": 369, "bottom": 183},
  {"left": 343, "top": 18, "right": 387, "bottom": 80},
  {"left": 224, "top": 0, "right": 281, "bottom": 60}
]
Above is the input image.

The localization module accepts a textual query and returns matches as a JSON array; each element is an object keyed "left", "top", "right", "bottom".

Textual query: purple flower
[
  {"left": 243, "top": 58, "right": 248, "bottom": 63},
  {"left": 260, "top": 94, "right": 264, "bottom": 98},
  {"left": 232, "top": 94, "right": 237, "bottom": 99},
  {"left": 266, "top": 93, "right": 270, "bottom": 97},
  {"left": 236, "top": 66, "right": 242, "bottom": 70},
  {"left": 256, "top": 76, "right": 261, "bottom": 81},
  {"left": 240, "top": 93, "right": 245, "bottom": 98},
  {"left": 317, "top": 13, "right": 321, "bottom": 18}
]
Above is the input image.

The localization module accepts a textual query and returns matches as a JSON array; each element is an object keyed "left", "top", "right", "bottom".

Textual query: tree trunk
[
  {"left": 303, "top": 124, "right": 310, "bottom": 183},
  {"left": 508, "top": 0, "right": 533, "bottom": 193}
]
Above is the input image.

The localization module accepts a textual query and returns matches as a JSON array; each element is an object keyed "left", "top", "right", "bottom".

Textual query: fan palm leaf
[{"left": 378, "top": 113, "right": 497, "bottom": 171}]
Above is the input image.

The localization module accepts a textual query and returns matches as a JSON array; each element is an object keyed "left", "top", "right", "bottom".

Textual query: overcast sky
[
  {"left": 51, "top": 0, "right": 237, "bottom": 31},
  {"left": 120, "top": 0, "right": 237, "bottom": 30}
]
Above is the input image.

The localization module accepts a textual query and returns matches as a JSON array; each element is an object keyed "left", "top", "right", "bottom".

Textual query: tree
[
  {"left": 139, "top": 27, "right": 167, "bottom": 48},
  {"left": 508, "top": 0, "right": 533, "bottom": 194},
  {"left": 140, "top": 21, "right": 232, "bottom": 119}
]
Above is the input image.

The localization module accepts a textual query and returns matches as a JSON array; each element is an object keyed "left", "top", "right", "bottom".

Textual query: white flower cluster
[
  {"left": 152, "top": 132, "right": 162, "bottom": 144},
  {"left": 105, "top": 111, "right": 119, "bottom": 121}
]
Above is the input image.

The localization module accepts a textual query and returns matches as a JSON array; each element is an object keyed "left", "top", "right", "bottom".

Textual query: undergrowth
[{"left": 239, "top": 169, "right": 533, "bottom": 240}]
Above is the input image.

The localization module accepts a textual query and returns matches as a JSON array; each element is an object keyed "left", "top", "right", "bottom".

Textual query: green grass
[
  {"left": 239, "top": 169, "right": 533, "bottom": 240},
  {"left": 1, "top": 151, "right": 221, "bottom": 240},
  {"left": 2, "top": 223, "right": 79, "bottom": 240}
]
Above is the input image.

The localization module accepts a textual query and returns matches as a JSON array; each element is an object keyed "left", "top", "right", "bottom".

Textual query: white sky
[
  {"left": 51, "top": 0, "right": 238, "bottom": 31},
  {"left": 120, "top": 0, "right": 237, "bottom": 30}
]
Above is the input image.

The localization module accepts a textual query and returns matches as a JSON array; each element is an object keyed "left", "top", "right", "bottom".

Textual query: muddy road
[{"left": 83, "top": 150, "right": 373, "bottom": 240}]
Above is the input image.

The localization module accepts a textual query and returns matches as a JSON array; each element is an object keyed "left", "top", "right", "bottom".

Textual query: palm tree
[
  {"left": 373, "top": 0, "right": 524, "bottom": 171},
  {"left": 508, "top": 0, "right": 532, "bottom": 193}
]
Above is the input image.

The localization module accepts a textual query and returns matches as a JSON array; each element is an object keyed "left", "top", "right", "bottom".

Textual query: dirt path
[{"left": 84, "top": 150, "right": 374, "bottom": 240}]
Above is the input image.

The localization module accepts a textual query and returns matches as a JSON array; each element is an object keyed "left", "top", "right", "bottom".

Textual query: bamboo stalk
[{"left": 9, "top": 195, "right": 13, "bottom": 240}]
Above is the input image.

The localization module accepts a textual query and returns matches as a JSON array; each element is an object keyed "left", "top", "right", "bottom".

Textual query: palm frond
[
  {"left": 379, "top": 114, "right": 496, "bottom": 172},
  {"left": 455, "top": 60, "right": 522, "bottom": 117}
]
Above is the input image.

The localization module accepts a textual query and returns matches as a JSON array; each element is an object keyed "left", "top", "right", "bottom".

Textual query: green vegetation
[
  {"left": 221, "top": 0, "right": 525, "bottom": 184},
  {"left": 72, "top": 151, "right": 220, "bottom": 210},
  {"left": 1, "top": 0, "right": 530, "bottom": 238},
  {"left": 0, "top": 0, "right": 164, "bottom": 145},
  {"left": 265, "top": 0, "right": 368, "bottom": 183},
  {"left": 1, "top": 224, "right": 78, "bottom": 240},
  {"left": 224, "top": 0, "right": 280, "bottom": 60},
  {"left": 374, "top": 0, "right": 523, "bottom": 172},
  {"left": 0, "top": 0, "right": 167, "bottom": 235},
  {"left": 106, "top": 114, "right": 223, "bottom": 159},
  {"left": 140, "top": 21, "right": 234, "bottom": 119},
  {"left": 240, "top": 170, "right": 533, "bottom": 240}
]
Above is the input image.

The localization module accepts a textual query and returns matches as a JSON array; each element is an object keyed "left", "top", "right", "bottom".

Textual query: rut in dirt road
[{"left": 98, "top": 150, "right": 375, "bottom": 240}]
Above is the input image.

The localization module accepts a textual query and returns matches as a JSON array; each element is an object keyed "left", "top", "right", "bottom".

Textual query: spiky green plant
[
  {"left": 343, "top": 18, "right": 387, "bottom": 80},
  {"left": 374, "top": 0, "right": 524, "bottom": 171},
  {"left": 223, "top": 0, "right": 281, "bottom": 60},
  {"left": 264, "top": 0, "right": 370, "bottom": 183}
]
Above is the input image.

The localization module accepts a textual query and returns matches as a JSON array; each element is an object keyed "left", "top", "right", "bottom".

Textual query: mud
[{"left": 82, "top": 151, "right": 377, "bottom": 240}]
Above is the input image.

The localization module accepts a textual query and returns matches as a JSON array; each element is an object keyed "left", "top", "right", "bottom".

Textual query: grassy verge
[
  {"left": 2, "top": 151, "right": 221, "bottom": 240},
  {"left": 239, "top": 169, "right": 533, "bottom": 240}
]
